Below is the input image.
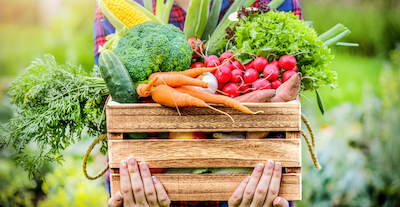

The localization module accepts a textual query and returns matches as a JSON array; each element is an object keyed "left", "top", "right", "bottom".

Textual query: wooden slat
[
  {"left": 286, "top": 131, "right": 301, "bottom": 139},
  {"left": 108, "top": 139, "right": 301, "bottom": 168},
  {"left": 106, "top": 100, "right": 301, "bottom": 133},
  {"left": 110, "top": 173, "right": 301, "bottom": 201},
  {"left": 107, "top": 133, "right": 123, "bottom": 140}
]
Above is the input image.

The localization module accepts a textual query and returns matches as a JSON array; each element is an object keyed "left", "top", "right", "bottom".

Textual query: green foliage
[
  {"left": 297, "top": 49, "right": 400, "bottom": 206},
  {"left": 0, "top": 55, "right": 108, "bottom": 178},
  {"left": 37, "top": 157, "right": 108, "bottom": 207},
  {"left": 226, "top": 11, "right": 336, "bottom": 91},
  {"left": 114, "top": 21, "right": 192, "bottom": 82},
  {"left": 0, "top": 155, "right": 37, "bottom": 207}
]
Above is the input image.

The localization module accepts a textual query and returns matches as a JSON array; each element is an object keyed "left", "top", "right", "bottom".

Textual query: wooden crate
[{"left": 106, "top": 97, "right": 302, "bottom": 201}]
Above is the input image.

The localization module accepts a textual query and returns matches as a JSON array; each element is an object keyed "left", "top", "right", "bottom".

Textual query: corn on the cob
[{"left": 104, "top": 0, "right": 150, "bottom": 28}]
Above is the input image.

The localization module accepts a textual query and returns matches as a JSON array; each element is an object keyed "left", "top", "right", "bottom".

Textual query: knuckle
[
  {"left": 146, "top": 190, "right": 156, "bottom": 198},
  {"left": 256, "top": 187, "right": 265, "bottom": 195},
  {"left": 132, "top": 184, "right": 143, "bottom": 194},
  {"left": 121, "top": 186, "right": 131, "bottom": 195},
  {"left": 269, "top": 186, "right": 279, "bottom": 196},
  {"left": 159, "top": 196, "right": 171, "bottom": 207},
  {"left": 273, "top": 172, "right": 281, "bottom": 178},
  {"left": 107, "top": 199, "right": 114, "bottom": 207},
  {"left": 263, "top": 170, "right": 273, "bottom": 177}
]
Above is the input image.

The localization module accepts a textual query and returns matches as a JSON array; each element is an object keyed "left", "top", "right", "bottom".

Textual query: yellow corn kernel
[{"left": 105, "top": 0, "right": 150, "bottom": 28}]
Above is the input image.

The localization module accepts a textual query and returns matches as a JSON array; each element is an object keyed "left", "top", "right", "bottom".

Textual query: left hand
[{"left": 228, "top": 160, "right": 289, "bottom": 207}]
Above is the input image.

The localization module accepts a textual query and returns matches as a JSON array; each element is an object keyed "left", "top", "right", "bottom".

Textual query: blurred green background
[{"left": 0, "top": 0, "right": 399, "bottom": 206}]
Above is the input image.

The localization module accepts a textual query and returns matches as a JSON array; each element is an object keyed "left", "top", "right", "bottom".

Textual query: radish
[
  {"left": 239, "top": 84, "right": 251, "bottom": 94},
  {"left": 222, "top": 83, "right": 240, "bottom": 98},
  {"left": 204, "top": 55, "right": 219, "bottom": 66},
  {"left": 279, "top": 55, "right": 296, "bottom": 70},
  {"left": 271, "top": 79, "right": 282, "bottom": 89},
  {"left": 270, "top": 59, "right": 279, "bottom": 67},
  {"left": 221, "top": 59, "right": 233, "bottom": 70},
  {"left": 244, "top": 60, "right": 254, "bottom": 70},
  {"left": 243, "top": 68, "right": 259, "bottom": 84},
  {"left": 252, "top": 79, "right": 271, "bottom": 91},
  {"left": 230, "top": 69, "right": 243, "bottom": 83},
  {"left": 190, "top": 62, "right": 204, "bottom": 68},
  {"left": 253, "top": 57, "right": 268, "bottom": 72},
  {"left": 215, "top": 66, "right": 232, "bottom": 83},
  {"left": 218, "top": 81, "right": 226, "bottom": 91},
  {"left": 263, "top": 64, "right": 280, "bottom": 80},
  {"left": 282, "top": 70, "right": 297, "bottom": 82},
  {"left": 206, "top": 59, "right": 221, "bottom": 68},
  {"left": 232, "top": 60, "right": 244, "bottom": 70},
  {"left": 220, "top": 52, "right": 234, "bottom": 62},
  {"left": 291, "top": 65, "right": 298, "bottom": 72}
]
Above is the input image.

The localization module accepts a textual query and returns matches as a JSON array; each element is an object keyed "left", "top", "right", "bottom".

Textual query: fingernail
[
  {"left": 121, "top": 160, "right": 127, "bottom": 169},
  {"left": 127, "top": 156, "right": 135, "bottom": 166},
  {"left": 152, "top": 175, "right": 158, "bottom": 184},
  {"left": 273, "top": 197, "right": 281, "bottom": 206},
  {"left": 245, "top": 175, "right": 251, "bottom": 183},
  {"left": 275, "top": 162, "right": 281, "bottom": 171},
  {"left": 116, "top": 191, "right": 123, "bottom": 201},
  {"left": 140, "top": 162, "right": 148, "bottom": 170},
  {"left": 266, "top": 160, "right": 274, "bottom": 169},
  {"left": 257, "top": 163, "right": 264, "bottom": 172}
]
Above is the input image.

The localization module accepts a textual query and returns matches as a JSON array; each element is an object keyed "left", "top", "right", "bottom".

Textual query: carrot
[
  {"left": 151, "top": 85, "right": 235, "bottom": 122},
  {"left": 153, "top": 74, "right": 212, "bottom": 89},
  {"left": 269, "top": 72, "right": 301, "bottom": 102},
  {"left": 233, "top": 89, "right": 276, "bottom": 102},
  {"left": 175, "top": 86, "right": 263, "bottom": 115},
  {"left": 136, "top": 76, "right": 158, "bottom": 97}
]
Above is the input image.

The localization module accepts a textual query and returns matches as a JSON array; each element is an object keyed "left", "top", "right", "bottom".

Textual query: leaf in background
[
  {"left": 256, "top": 47, "right": 276, "bottom": 57},
  {"left": 127, "top": 0, "right": 162, "bottom": 23},
  {"left": 316, "top": 89, "right": 325, "bottom": 115},
  {"left": 202, "top": 0, "right": 223, "bottom": 40},
  {"left": 336, "top": 42, "right": 359, "bottom": 47}
]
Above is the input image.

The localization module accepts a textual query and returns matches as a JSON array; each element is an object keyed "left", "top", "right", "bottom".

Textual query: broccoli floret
[{"left": 114, "top": 21, "right": 192, "bottom": 82}]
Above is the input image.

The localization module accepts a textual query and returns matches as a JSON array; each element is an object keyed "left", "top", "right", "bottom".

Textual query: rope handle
[{"left": 83, "top": 134, "right": 109, "bottom": 180}]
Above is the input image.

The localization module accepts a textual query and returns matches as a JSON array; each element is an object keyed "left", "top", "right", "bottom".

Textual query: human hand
[
  {"left": 108, "top": 157, "right": 171, "bottom": 207},
  {"left": 228, "top": 160, "right": 289, "bottom": 207}
]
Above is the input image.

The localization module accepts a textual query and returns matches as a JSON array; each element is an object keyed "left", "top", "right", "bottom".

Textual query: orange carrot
[
  {"left": 136, "top": 76, "right": 158, "bottom": 97},
  {"left": 151, "top": 85, "right": 235, "bottom": 122},
  {"left": 153, "top": 74, "right": 211, "bottom": 88},
  {"left": 175, "top": 86, "right": 263, "bottom": 115}
]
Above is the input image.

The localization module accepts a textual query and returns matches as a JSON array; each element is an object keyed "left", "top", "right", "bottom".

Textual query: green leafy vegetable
[
  {"left": 0, "top": 54, "right": 108, "bottom": 178},
  {"left": 224, "top": 10, "right": 337, "bottom": 91}
]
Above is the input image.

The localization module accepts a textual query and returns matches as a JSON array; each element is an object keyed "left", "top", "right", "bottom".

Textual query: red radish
[
  {"left": 222, "top": 83, "right": 240, "bottom": 98},
  {"left": 291, "top": 65, "right": 298, "bottom": 72},
  {"left": 190, "top": 62, "right": 204, "bottom": 68},
  {"left": 220, "top": 52, "right": 234, "bottom": 62},
  {"left": 221, "top": 59, "right": 233, "bottom": 70},
  {"left": 263, "top": 64, "right": 280, "bottom": 80},
  {"left": 253, "top": 57, "right": 268, "bottom": 72},
  {"left": 218, "top": 81, "right": 226, "bottom": 91},
  {"left": 230, "top": 69, "right": 243, "bottom": 83},
  {"left": 206, "top": 59, "right": 221, "bottom": 68},
  {"left": 252, "top": 79, "right": 271, "bottom": 91},
  {"left": 271, "top": 79, "right": 282, "bottom": 89},
  {"left": 279, "top": 55, "right": 296, "bottom": 70},
  {"left": 215, "top": 66, "right": 232, "bottom": 83},
  {"left": 282, "top": 70, "right": 297, "bottom": 82},
  {"left": 243, "top": 68, "right": 259, "bottom": 84},
  {"left": 270, "top": 59, "right": 279, "bottom": 67},
  {"left": 244, "top": 60, "right": 254, "bottom": 70},
  {"left": 204, "top": 55, "right": 219, "bottom": 66},
  {"left": 239, "top": 84, "right": 251, "bottom": 94},
  {"left": 232, "top": 60, "right": 244, "bottom": 70}
]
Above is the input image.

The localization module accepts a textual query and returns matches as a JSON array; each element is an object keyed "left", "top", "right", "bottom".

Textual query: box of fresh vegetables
[{"left": 0, "top": 0, "right": 354, "bottom": 202}]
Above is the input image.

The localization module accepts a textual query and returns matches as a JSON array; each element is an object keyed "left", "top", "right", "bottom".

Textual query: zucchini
[{"left": 99, "top": 49, "right": 139, "bottom": 103}]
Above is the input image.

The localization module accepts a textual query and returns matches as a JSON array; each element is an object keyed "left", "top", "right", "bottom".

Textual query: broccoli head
[{"left": 114, "top": 21, "right": 192, "bottom": 82}]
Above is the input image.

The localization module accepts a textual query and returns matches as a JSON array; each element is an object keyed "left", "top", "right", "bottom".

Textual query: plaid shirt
[{"left": 98, "top": 1, "right": 300, "bottom": 206}]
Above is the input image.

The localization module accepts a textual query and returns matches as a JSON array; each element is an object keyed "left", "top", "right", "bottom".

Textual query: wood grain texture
[
  {"left": 110, "top": 173, "right": 301, "bottom": 201},
  {"left": 107, "top": 133, "right": 123, "bottom": 140},
  {"left": 106, "top": 99, "right": 301, "bottom": 133},
  {"left": 286, "top": 131, "right": 301, "bottom": 139},
  {"left": 108, "top": 139, "right": 301, "bottom": 168}
]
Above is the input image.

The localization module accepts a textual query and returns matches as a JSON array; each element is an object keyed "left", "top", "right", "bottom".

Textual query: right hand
[{"left": 108, "top": 157, "right": 171, "bottom": 207}]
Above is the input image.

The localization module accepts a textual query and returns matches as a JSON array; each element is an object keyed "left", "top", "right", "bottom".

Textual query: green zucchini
[{"left": 99, "top": 49, "right": 139, "bottom": 103}]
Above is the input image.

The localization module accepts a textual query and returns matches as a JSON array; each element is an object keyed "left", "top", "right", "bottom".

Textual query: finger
[
  {"left": 127, "top": 156, "right": 147, "bottom": 206},
  {"left": 120, "top": 160, "right": 135, "bottom": 206},
  {"left": 273, "top": 197, "right": 289, "bottom": 207},
  {"left": 139, "top": 162, "right": 159, "bottom": 207},
  {"left": 239, "top": 163, "right": 264, "bottom": 207},
  {"left": 228, "top": 176, "right": 250, "bottom": 207},
  {"left": 108, "top": 191, "right": 123, "bottom": 207},
  {"left": 250, "top": 160, "right": 275, "bottom": 207},
  {"left": 264, "top": 162, "right": 282, "bottom": 207},
  {"left": 152, "top": 176, "right": 171, "bottom": 207}
]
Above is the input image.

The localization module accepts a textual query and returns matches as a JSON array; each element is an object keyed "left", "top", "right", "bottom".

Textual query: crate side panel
[
  {"left": 108, "top": 139, "right": 301, "bottom": 168},
  {"left": 110, "top": 173, "right": 301, "bottom": 201}
]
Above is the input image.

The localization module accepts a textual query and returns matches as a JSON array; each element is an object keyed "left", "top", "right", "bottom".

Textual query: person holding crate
[{"left": 94, "top": 0, "right": 302, "bottom": 207}]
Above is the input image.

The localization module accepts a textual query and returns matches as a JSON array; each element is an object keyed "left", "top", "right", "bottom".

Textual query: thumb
[
  {"left": 273, "top": 196, "right": 289, "bottom": 207},
  {"left": 108, "top": 191, "right": 123, "bottom": 207}
]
